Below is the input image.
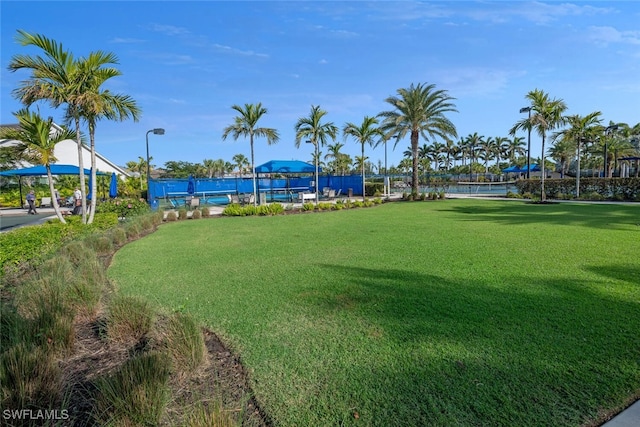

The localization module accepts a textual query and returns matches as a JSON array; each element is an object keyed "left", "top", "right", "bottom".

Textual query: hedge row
[{"left": 515, "top": 178, "right": 640, "bottom": 201}]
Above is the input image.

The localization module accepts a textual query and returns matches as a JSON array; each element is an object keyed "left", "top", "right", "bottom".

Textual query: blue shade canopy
[
  {"left": 0, "top": 164, "right": 108, "bottom": 176},
  {"left": 502, "top": 164, "right": 541, "bottom": 173},
  {"left": 254, "top": 160, "right": 319, "bottom": 174},
  {"left": 109, "top": 173, "right": 118, "bottom": 198}
]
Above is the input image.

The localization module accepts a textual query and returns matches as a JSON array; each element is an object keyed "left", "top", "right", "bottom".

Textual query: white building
[{"left": 0, "top": 122, "right": 130, "bottom": 177}]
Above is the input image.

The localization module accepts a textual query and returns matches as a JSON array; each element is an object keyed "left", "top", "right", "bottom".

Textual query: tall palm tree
[
  {"left": 9, "top": 31, "right": 90, "bottom": 221},
  {"left": 0, "top": 109, "right": 77, "bottom": 223},
  {"left": 510, "top": 89, "right": 567, "bottom": 201},
  {"left": 378, "top": 83, "right": 458, "bottom": 195},
  {"left": 125, "top": 156, "right": 149, "bottom": 190},
  {"left": 9, "top": 30, "right": 139, "bottom": 224},
  {"left": 548, "top": 138, "right": 574, "bottom": 178},
  {"left": 478, "top": 136, "right": 495, "bottom": 174},
  {"left": 464, "top": 132, "right": 483, "bottom": 181},
  {"left": 343, "top": 116, "right": 384, "bottom": 201},
  {"left": 222, "top": 103, "right": 279, "bottom": 206},
  {"left": 493, "top": 136, "right": 510, "bottom": 170},
  {"left": 553, "top": 111, "right": 602, "bottom": 197},
  {"left": 294, "top": 105, "right": 338, "bottom": 204}
]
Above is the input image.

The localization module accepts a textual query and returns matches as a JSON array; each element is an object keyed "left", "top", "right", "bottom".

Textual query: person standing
[
  {"left": 26, "top": 190, "right": 37, "bottom": 215},
  {"left": 73, "top": 187, "right": 82, "bottom": 215}
]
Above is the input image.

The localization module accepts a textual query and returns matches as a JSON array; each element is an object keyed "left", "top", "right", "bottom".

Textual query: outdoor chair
[
  {"left": 40, "top": 197, "right": 52, "bottom": 207},
  {"left": 189, "top": 197, "right": 200, "bottom": 210}
]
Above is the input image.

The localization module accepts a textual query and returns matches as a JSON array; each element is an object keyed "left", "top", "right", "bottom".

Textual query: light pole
[
  {"left": 604, "top": 124, "right": 619, "bottom": 178},
  {"left": 519, "top": 106, "right": 532, "bottom": 179},
  {"left": 146, "top": 128, "right": 165, "bottom": 203},
  {"left": 306, "top": 139, "right": 318, "bottom": 204}
]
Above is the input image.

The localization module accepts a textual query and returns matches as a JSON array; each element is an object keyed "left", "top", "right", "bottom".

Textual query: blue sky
[{"left": 2, "top": 1, "right": 639, "bottom": 171}]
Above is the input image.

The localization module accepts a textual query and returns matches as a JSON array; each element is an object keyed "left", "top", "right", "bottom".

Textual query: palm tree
[
  {"left": 343, "top": 116, "right": 384, "bottom": 201},
  {"left": 378, "top": 83, "right": 458, "bottom": 195},
  {"left": 478, "top": 136, "right": 495, "bottom": 174},
  {"left": 0, "top": 109, "right": 77, "bottom": 223},
  {"left": 222, "top": 103, "right": 279, "bottom": 206},
  {"left": 294, "top": 105, "right": 338, "bottom": 204},
  {"left": 492, "top": 136, "right": 510, "bottom": 171},
  {"left": 9, "top": 31, "right": 90, "bottom": 221},
  {"left": 324, "top": 142, "right": 345, "bottom": 175},
  {"left": 553, "top": 111, "right": 602, "bottom": 197},
  {"left": 464, "top": 133, "right": 483, "bottom": 181},
  {"left": 505, "top": 136, "right": 526, "bottom": 164},
  {"left": 232, "top": 153, "right": 250, "bottom": 177},
  {"left": 510, "top": 89, "right": 567, "bottom": 201},
  {"left": 548, "top": 138, "right": 574, "bottom": 178},
  {"left": 75, "top": 53, "right": 140, "bottom": 224},
  {"left": 125, "top": 156, "right": 149, "bottom": 191},
  {"left": 9, "top": 30, "right": 139, "bottom": 224}
]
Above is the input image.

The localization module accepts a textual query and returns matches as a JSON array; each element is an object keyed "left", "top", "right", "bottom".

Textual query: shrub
[
  {"left": 109, "top": 227, "right": 128, "bottom": 246},
  {"left": 163, "top": 312, "right": 205, "bottom": 375},
  {"left": 200, "top": 207, "right": 210, "bottom": 218},
  {"left": 178, "top": 208, "right": 188, "bottom": 220},
  {"left": 0, "top": 343, "right": 62, "bottom": 411},
  {"left": 222, "top": 203, "right": 243, "bottom": 216},
  {"left": 192, "top": 209, "right": 202, "bottom": 219},
  {"left": 166, "top": 211, "right": 178, "bottom": 221},
  {"left": 302, "top": 203, "right": 315, "bottom": 211},
  {"left": 124, "top": 221, "right": 141, "bottom": 239},
  {"left": 268, "top": 203, "right": 284, "bottom": 215},
  {"left": 94, "top": 352, "right": 171, "bottom": 426},
  {"left": 96, "top": 197, "right": 150, "bottom": 218},
  {"left": 373, "top": 197, "right": 383, "bottom": 205},
  {"left": 439, "top": 191, "right": 446, "bottom": 200},
  {"left": 106, "top": 295, "right": 154, "bottom": 343},
  {"left": 257, "top": 205, "right": 271, "bottom": 216},
  {"left": 317, "top": 202, "right": 333, "bottom": 211},
  {"left": 83, "top": 234, "right": 114, "bottom": 255}
]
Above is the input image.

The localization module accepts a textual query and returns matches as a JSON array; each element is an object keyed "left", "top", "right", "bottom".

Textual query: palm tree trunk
[
  {"left": 88, "top": 125, "right": 97, "bottom": 224},
  {"left": 250, "top": 134, "right": 257, "bottom": 207},
  {"left": 47, "top": 168, "right": 66, "bottom": 224},
  {"left": 74, "top": 116, "right": 88, "bottom": 223},
  {"left": 362, "top": 143, "right": 366, "bottom": 202},
  {"left": 411, "top": 131, "right": 419, "bottom": 195},
  {"left": 540, "top": 136, "right": 546, "bottom": 202}
]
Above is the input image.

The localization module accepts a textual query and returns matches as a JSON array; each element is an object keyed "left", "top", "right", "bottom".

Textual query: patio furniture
[{"left": 40, "top": 197, "right": 52, "bottom": 207}]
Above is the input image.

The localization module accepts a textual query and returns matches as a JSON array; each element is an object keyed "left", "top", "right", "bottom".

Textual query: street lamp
[
  {"left": 604, "top": 124, "right": 619, "bottom": 178},
  {"left": 306, "top": 139, "right": 319, "bottom": 204},
  {"left": 519, "top": 106, "right": 532, "bottom": 179},
  {"left": 146, "top": 128, "right": 165, "bottom": 203},
  {"left": 383, "top": 134, "right": 399, "bottom": 198}
]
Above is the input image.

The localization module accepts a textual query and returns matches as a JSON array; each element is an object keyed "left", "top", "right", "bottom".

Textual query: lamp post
[
  {"left": 146, "top": 128, "right": 165, "bottom": 203},
  {"left": 519, "top": 106, "right": 532, "bottom": 179},
  {"left": 604, "top": 124, "right": 619, "bottom": 178},
  {"left": 306, "top": 139, "right": 318, "bottom": 204}
]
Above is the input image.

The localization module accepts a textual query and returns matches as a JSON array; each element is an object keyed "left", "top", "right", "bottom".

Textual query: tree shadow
[
  {"left": 436, "top": 201, "right": 640, "bottom": 231},
  {"left": 291, "top": 263, "right": 640, "bottom": 426}
]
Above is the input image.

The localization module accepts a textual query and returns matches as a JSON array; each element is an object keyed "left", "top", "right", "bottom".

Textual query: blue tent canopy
[
  {"left": 255, "top": 160, "right": 319, "bottom": 174},
  {"left": 502, "top": 164, "right": 541, "bottom": 173},
  {"left": 0, "top": 164, "right": 108, "bottom": 176}
]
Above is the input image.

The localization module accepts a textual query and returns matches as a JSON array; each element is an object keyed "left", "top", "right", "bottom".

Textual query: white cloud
[
  {"left": 148, "top": 23, "right": 190, "bottom": 36},
  {"left": 319, "top": 59, "right": 328, "bottom": 64},
  {"left": 587, "top": 26, "right": 640, "bottom": 47},
  {"left": 109, "top": 37, "right": 145, "bottom": 44},
  {"left": 212, "top": 43, "right": 269, "bottom": 59}
]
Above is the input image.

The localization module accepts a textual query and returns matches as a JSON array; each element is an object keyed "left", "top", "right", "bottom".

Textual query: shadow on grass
[
  {"left": 584, "top": 263, "right": 640, "bottom": 287},
  {"left": 295, "top": 263, "right": 640, "bottom": 426},
  {"left": 436, "top": 201, "right": 640, "bottom": 230}
]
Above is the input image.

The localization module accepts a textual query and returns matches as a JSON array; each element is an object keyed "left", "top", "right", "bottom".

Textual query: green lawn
[{"left": 108, "top": 199, "right": 640, "bottom": 426}]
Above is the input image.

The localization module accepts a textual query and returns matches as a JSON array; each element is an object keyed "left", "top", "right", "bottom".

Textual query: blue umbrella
[
  {"left": 109, "top": 173, "right": 118, "bottom": 198},
  {"left": 187, "top": 175, "right": 196, "bottom": 195}
]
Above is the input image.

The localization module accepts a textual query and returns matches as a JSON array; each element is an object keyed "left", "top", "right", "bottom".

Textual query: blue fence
[{"left": 149, "top": 175, "right": 366, "bottom": 205}]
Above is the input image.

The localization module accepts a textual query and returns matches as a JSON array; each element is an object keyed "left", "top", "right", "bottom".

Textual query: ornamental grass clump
[
  {"left": 200, "top": 207, "right": 210, "bottom": 218},
  {"left": 191, "top": 209, "right": 202, "bottom": 219},
  {"left": 106, "top": 295, "right": 154, "bottom": 344},
  {"left": 166, "top": 211, "right": 178, "bottom": 221},
  {"left": 162, "top": 312, "right": 206, "bottom": 376},
  {"left": 94, "top": 351, "right": 171, "bottom": 426},
  {"left": 178, "top": 208, "right": 188, "bottom": 220}
]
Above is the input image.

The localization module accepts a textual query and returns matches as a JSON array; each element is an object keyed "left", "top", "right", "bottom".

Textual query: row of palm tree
[{"left": 6, "top": 30, "right": 140, "bottom": 223}]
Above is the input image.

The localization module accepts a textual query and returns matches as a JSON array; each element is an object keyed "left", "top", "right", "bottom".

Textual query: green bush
[
  {"left": 222, "top": 203, "right": 243, "bottom": 216},
  {"left": 365, "top": 182, "right": 384, "bottom": 196},
  {"left": 269, "top": 203, "right": 284, "bottom": 215},
  {"left": 96, "top": 197, "right": 150, "bottom": 218},
  {"left": 302, "top": 203, "right": 315, "bottom": 211}
]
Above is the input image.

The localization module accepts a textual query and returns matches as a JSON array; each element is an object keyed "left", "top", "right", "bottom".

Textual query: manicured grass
[{"left": 108, "top": 199, "right": 640, "bottom": 426}]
